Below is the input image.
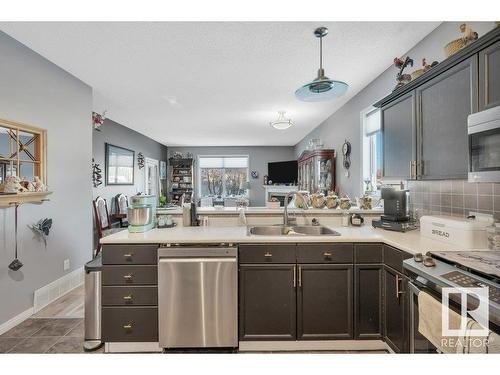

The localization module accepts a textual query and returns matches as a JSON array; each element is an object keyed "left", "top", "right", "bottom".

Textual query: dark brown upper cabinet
[
  {"left": 297, "top": 264, "right": 353, "bottom": 340},
  {"left": 381, "top": 92, "right": 416, "bottom": 180},
  {"left": 479, "top": 39, "right": 500, "bottom": 111},
  {"left": 416, "top": 56, "right": 478, "bottom": 180},
  {"left": 376, "top": 27, "right": 500, "bottom": 181},
  {"left": 239, "top": 264, "right": 297, "bottom": 341}
]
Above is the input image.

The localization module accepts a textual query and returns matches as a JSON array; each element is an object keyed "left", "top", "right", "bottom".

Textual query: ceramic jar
[
  {"left": 310, "top": 193, "right": 326, "bottom": 209},
  {"left": 339, "top": 197, "right": 352, "bottom": 210},
  {"left": 294, "top": 191, "right": 310, "bottom": 209},
  {"left": 325, "top": 193, "right": 339, "bottom": 209},
  {"left": 358, "top": 195, "right": 372, "bottom": 210}
]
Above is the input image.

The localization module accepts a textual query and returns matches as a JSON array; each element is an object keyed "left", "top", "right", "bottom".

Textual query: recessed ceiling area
[{"left": 0, "top": 22, "right": 440, "bottom": 146}]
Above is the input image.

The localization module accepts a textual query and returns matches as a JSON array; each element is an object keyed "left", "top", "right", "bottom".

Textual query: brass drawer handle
[
  {"left": 323, "top": 251, "right": 332, "bottom": 257},
  {"left": 298, "top": 266, "right": 302, "bottom": 287},
  {"left": 264, "top": 251, "right": 273, "bottom": 258},
  {"left": 123, "top": 294, "right": 133, "bottom": 301},
  {"left": 123, "top": 274, "right": 134, "bottom": 281},
  {"left": 123, "top": 253, "right": 133, "bottom": 259},
  {"left": 123, "top": 322, "right": 133, "bottom": 330}
]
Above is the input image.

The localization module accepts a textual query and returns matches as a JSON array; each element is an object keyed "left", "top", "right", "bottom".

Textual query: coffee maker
[{"left": 372, "top": 188, "right": 416, "bottom": 232}]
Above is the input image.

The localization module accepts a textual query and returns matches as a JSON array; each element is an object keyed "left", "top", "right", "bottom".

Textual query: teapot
[
  {"left": 325, "top": 192, "right": 339, "bottom": 209},
  {"left": 310, "top": 193, "right": 326, "bottom": 209}
]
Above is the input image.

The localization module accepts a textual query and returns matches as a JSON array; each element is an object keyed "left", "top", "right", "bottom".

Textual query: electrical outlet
[{"left": 63, "top": 259, "right": 70, "bottom": 271}]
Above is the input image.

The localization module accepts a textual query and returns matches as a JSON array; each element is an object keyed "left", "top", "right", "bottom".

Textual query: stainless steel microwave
[{"left": 468, "top": 105, "right": 500, "bottom": 182}]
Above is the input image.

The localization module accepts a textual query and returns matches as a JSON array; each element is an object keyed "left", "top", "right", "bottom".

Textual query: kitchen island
[
  {"left": 101, "top": 224, "right": 464, "bottom": 255},
  {"left": 99, "top": 223, "right": 470, "bottom": 353}
]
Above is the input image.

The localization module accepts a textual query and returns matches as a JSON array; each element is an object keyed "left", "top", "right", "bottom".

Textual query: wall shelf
[{"left": 0, "top": 191, "right": 52, "bottom": 208}]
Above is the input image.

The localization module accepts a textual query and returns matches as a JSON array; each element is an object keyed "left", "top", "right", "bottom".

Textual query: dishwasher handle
[
  {"left": 159, "top": 257, "right": 237, "bottom": 263},
  {"left": 158, "top": 246, "right": 237, "bottom": 258}
]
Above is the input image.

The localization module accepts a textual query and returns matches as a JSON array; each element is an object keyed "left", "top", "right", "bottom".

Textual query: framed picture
[
  {"left": 105, "top": 143, "right": 135, "bottom": 185},
  {"left": 160, "top": 160, "right": 167, "bottom": 179}
]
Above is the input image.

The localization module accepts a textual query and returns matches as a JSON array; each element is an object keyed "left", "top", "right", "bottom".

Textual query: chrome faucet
[{"left": 283, "top": 191, "right": 308, "bottom": 226}]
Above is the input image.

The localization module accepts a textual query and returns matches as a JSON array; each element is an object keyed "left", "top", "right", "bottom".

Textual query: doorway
[{"left": 144, "top": 158, "right": 160, "bottom": 199}]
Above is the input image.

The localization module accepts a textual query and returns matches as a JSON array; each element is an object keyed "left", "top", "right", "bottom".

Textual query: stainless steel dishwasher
[{"left": 158, "top": 245, "right": 238, "bottom": 349}]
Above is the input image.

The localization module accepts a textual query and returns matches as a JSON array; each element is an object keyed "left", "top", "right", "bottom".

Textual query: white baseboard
[
  {"left": 0, "top": 307, "right": 34, "bottom": 336},
  {"left": 33, "top": 267, "right": 84, "bottom": 313},
  {"left": 239, "top": 340, "right": 387, "bottom": 352}
]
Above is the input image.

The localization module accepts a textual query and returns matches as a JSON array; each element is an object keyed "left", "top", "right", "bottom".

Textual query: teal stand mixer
[{"left": 127, "top": 195, "right": 157, "bottom": 233}]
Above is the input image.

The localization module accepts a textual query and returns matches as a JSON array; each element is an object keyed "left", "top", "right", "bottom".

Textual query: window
[
  {"left": 0, "top": 119, "right": 47, "bottom": 185},
  {"left": 361, "top": 108, "right": 382, "bottom": 195},
  {"left": 198, "top": 156, "right": 249, "bottom": 198}
]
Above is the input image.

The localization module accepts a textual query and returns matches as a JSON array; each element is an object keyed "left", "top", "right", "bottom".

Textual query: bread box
[{"left": 420, "top": 214, "right": 493, "bottom": 249}]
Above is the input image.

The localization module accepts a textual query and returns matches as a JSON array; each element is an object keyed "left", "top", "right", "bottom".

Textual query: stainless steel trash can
[{"left": 84, "top": 255, "right": 102, "bottom": 351}]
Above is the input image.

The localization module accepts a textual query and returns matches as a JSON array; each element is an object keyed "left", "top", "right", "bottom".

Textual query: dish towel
[
  {"left": 418, "top": 291, "right": 463, "bottom": 353},
  {"left": 458, "top": 319, "right": 500, "bottom": 354}
]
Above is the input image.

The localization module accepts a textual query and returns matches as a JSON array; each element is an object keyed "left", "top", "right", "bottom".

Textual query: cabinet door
[
  {"left": 416, "top": 56, "right": 478, "bottom": 179},
  {"left": 239, "top": 264, "right": 296, "bottom": 341},
  {"left": 381, "top": 92, "right": 416, "bottom": 179},
  {"left": 355, "top": 265, "right": 383, "bottom": 339},
  {"left": 479, "top": 40, "right": 500, "bottom": 110},
  {"left": 297, "top": 264, "right": 353, "bottom": 340},
  {"left": 384, "top": 266, "right": 409, "bottom": 353}
]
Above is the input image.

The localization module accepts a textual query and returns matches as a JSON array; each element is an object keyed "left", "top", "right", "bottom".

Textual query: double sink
[{"left": 248, "top": 225, "right": 340, "bottom": 236}]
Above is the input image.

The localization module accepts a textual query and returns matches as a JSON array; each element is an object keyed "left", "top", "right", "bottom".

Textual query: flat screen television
[{"left": 268, "top": 160, "right": 298, "bottom": 184}]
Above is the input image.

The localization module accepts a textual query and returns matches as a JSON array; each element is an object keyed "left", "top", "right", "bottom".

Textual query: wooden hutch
[{"left": 297, "top": 149, "right": 336, "bottom": 194}]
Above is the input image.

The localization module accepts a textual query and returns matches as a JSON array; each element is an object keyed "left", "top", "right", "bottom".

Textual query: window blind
[{"left": 364, "top": 108, "right": 381, "bottom": 136}]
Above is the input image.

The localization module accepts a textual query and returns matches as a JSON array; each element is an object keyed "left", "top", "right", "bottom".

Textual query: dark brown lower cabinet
[
  {"left": 297, "top": 264, "right": 353, "bottom": 340},
  {"left": 354, "top": 265, "right": 383, "bottom": 339},
  {"left": 239, "top": 264, "right": 297, "bottom": 340},
  {"left": 384, "top": 266, "right": 409, "bottom": 353},
  {"left": 102, "top": 307, "right": 158, "bottom": 342}
]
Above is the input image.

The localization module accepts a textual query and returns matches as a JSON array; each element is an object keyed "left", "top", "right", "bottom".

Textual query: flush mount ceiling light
[
  {"left": 295, "top": 26, "right": 349, "bottom": 102},
  {"left": 270, "top": 111, "right": 293, "bottom": 130}
]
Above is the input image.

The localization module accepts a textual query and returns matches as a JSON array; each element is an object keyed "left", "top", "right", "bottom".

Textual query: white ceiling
[{"left": 0, "top": 22, "right": 439, "bottom": 146}]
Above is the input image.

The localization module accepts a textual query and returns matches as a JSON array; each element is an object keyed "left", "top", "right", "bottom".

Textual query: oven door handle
[{"left": 409, "top": 276, "right": 444, "bottom": 297}]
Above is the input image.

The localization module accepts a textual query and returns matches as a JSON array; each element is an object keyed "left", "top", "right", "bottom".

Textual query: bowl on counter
[{"left": 127, "top": 205, "right": 153, "bottom": 226}]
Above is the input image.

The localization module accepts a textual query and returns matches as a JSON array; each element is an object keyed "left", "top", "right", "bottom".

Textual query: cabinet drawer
[
  {"left": 102, "top": 307, "right": 158, "bottom": 342},
  {"left": 239, "top": 244, "right": 296, "bottom": 264},
  {"left": 383, "top": 245, "right": 412, "bottom": 272},
  {"left": 297, "top": 243, "right": 353, "bottom": 263},
  {"left": 102, "top": 265, "right": 158, "bottom": 286},
  {"left": 102, "top": 244, "right": 158, "bottom": 265},
  {"left": 355, "top": 243, "right": 383, "bottom": 264},
  {"left": 102, "top": 286, "right": 158, "bottom": 306}
]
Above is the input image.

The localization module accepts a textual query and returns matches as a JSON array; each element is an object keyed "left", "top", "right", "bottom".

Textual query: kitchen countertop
[
  {"left": 157, "top": 206, "right": 384, "bottom": 215},
  {"left": 100, "top": 224, "right": 475, "bottom": 255}
]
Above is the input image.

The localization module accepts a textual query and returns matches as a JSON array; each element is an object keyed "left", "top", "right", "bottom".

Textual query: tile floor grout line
[{"left": 5, "top": 337, "right": 29, "bottom": 354}]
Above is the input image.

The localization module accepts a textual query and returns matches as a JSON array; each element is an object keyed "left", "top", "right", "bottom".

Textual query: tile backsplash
[{"left": 407, "top": 180, "right": 500, "bottom": 221}]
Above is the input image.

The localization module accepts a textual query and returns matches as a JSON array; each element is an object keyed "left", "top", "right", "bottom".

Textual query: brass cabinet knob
[
  {"left": 123, "top": 294, "right": 133, "bottom": 301},
  {"left": 123, "top": 274, "right": 134, "bottom": 281},
  {"left": 123, "top": 253, "right": 133, "bottom": 259},
  {"left": 123, "top": 322, "right": 133, "bottom": 330},
  {"left": 323, "top": 251, "right": 332, "bottom": 257},
  {"left": 264, "top": 251, "right": 273, "bottom": 258}
]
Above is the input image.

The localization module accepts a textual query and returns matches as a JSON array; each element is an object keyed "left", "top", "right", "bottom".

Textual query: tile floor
[
  {"left": 0, "top": 285, "right": 102, "bottom": 354},
  {"left": 1, "top": 284, "right": 387, "bottom": 354}
]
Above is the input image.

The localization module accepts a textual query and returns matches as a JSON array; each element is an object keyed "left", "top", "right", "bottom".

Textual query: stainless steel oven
[{"left": 468, "top": 105, "right": 500, "bottom": 182}]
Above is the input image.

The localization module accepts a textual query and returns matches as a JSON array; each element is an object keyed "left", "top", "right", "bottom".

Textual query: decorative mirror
[{"left": 105, "top": 143, "right": 135, "bottom": 185}]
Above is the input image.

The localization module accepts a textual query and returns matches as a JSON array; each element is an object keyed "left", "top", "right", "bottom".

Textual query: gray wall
[
  {"left": 92, "top": 118, "right": 168, "bottom": 207},
  {"left": 168, "top": 146, "right": 296, "bottom": 206},
  {"left": 0, "top": 31, "right": 93, "bottom": 325},
  {"left": 294, "top": 22, "right": 497, "bottom": 199}
]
